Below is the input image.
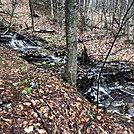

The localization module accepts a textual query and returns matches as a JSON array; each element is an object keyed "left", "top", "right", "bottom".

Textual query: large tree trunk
[{"left": 63, "top": 0, "right": 77, "bottom": 86}]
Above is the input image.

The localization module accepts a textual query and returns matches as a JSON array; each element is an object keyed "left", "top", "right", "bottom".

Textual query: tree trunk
[
  {"left": 50, "top": 0, "right": 54, "bottom": 19},
  {"left": 132, "top": 16, "right": 134, "bottom": 43},
  {"left": 0, "top": 0, "right": 2, "bottom": 5},
  {"left": 80, "top": 0, "right": 87, "bottom": 31},
  {"left": 63, "top": 0, "right": 77, "bottom": 86},
  {"left": 9, "top": 0, "right": 17, "bottom": 27},
  {"left": 29, "top": 0, "right": 35, "bottom": 31}
]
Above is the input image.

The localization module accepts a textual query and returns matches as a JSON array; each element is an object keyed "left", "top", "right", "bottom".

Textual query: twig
[
  {"left": 26, "top": 95, "right": 51, "bottom": 134},
  {"left": 37, "top": 87, "right": 59, "bottom": 118},
  {"left": 2, "top": 23, "right": 14, "bottom": 35},
  {"left": 96, "top": 0, "right": 134, "bottom": 110}
]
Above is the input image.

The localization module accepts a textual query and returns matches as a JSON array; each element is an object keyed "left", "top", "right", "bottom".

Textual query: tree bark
[
  {"left": 29, "top": 0, "right": 35, "bottom": 31},
  {"left": 0, "top": 0, "right": 2, "bottom": 5},
  {"left": 63, "top": 0, "right": 77, "bottom": 86},
  {"left": 50, "top": 0, "right": 54, "bottom": 19}
]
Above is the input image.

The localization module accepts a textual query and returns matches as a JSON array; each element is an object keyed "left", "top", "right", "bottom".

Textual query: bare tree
[
  {"left": 29, "top": 0, "right": 35, "bottom": 31},
  {"left": 125, "top": 0, "right": 134, "bottom": 42},
  {"left": 50, "top": 0, "right": 54, "bottom": 19},
  {"left": 63, "top": 0, "right": 77, "bottom": 86},
  {"left": 9, "top": 0, "right": 17, "bottom": 27}
]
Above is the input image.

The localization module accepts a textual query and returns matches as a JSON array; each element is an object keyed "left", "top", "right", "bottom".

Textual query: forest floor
[{"left": 0, "top": 0, "right": 134, "bottom": 133}]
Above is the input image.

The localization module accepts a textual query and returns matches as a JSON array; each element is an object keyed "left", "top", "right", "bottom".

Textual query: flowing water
[
  {"left": 77, "top": 62, "right": 134, "bottom": 117},
  {"left": 0, "top": 32, "right": 134, "bottom": 117}
]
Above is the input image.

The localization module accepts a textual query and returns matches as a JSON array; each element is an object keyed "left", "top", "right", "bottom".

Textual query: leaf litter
[
  {"left": 0, "top": 46, "right": 134, "bottom": 133},
  {"left": 0, "top": 0, "right": 134, "bottom": 133}
]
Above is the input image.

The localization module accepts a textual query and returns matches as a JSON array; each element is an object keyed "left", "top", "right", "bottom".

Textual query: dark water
[{"left": 77, "top": 61, "right": 134, "bottom": 117}]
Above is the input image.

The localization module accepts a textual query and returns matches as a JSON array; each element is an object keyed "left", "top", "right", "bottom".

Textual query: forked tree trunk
[{"left": 63, "top": 0, "right": 77, "bottom": 86}]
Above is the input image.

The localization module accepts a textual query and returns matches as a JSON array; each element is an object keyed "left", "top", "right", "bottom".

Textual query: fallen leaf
[
  {"left": 37, "top": 129, "right": 46, "bottom": 134},
  {"left": 97, "top": 116, "right": 102, "bottom": 120},
  {"left": 24, "top": 126, "right": 34, "bottom": 133}
]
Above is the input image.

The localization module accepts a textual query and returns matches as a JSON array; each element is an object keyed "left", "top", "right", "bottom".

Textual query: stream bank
[{"left": 0, "top": 32, "right": 134, "bottom": 118}]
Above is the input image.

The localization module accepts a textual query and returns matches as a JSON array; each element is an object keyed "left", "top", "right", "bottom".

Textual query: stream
[{"left": 0, "top": 32, "right": 134, "bottom": 118}]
